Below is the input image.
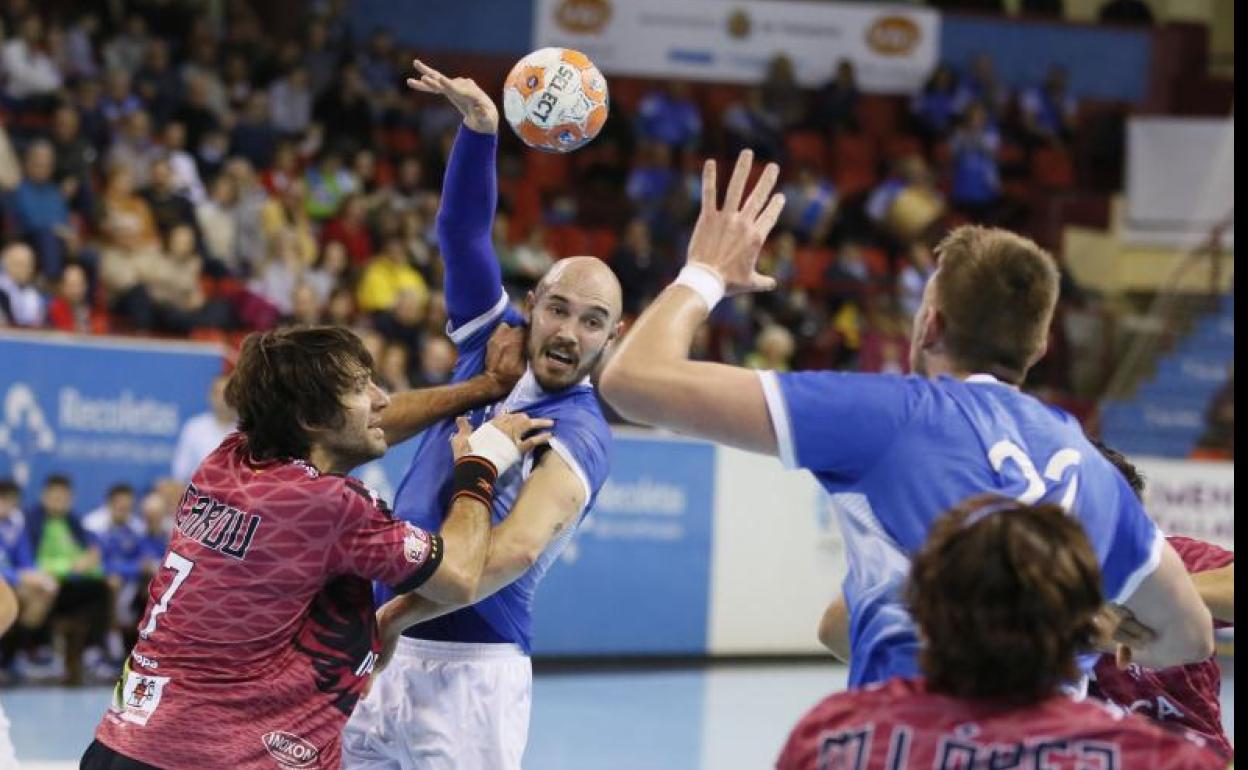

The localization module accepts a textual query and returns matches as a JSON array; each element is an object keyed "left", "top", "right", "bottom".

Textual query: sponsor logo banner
[{"left": 534, "top": 0, "right": 940, "bottom": 92}]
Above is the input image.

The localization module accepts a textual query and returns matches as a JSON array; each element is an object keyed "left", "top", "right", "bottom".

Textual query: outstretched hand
[
  {"left": 406, "top": 59, "right": 499, "bottom": 135},
  {"left": 686, "top": 150, "right": 786, "bottom": 296}
]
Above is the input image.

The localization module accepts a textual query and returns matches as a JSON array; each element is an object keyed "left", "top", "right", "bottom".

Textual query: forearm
[
  {"left": 1191, "top": 565, "right": 1233, "bottom": 624},
  {"left": 380, "top": 376, "right": 506, "bottom": 446},
  {"left": 437, "top": 126, "right": 503, "bottom": 327},
  {"left": 0, "top": 579, "right": 17, "bottom": 635},
  {"left": 415, "top": 492, "right": 493, "bottom": 606},
  {"left": 601, "top": 285, "right": 777, "bottom": 454}
]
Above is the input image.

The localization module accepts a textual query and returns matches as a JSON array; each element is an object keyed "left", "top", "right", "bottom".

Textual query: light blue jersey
[{"left": 759, "top": 370, "right": 1162, "bottom": 688}]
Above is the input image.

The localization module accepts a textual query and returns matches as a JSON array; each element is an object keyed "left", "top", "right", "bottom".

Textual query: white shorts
[
  {"left": 0, "top": 700, "right": 18, "bottom": 770},
  {"left": 343, "top": 637, "right": 533, "bottom": 770}
]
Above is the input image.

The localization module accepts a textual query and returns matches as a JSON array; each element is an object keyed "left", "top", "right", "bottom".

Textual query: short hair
[
  {"left": 1090, "top": 439, "right": 1146, "bottom": 500},
  {"left": 907, "top": 496, "right": 1102, "bottom": 703},
  {"left": 43, "top": 474, "right": 72, "bottom": 489},
  {"left": 933, "top": 225, "right": 1060, "bottom": 384},
  {"left": 107, "top": 483, "right": 135, "bottom": 499},
  {"left": 225, "top": 326, "right": 374, "bottom": 461},
  {"left": 0, "top": 479, "right": 18, "bottom": 498}
]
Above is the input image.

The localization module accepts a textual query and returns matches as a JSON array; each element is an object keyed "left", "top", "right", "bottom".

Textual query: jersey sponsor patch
[
  {"left": 261, "top": 730, "right": 321, "bottom": 769},
  {"left": 113, "top": 667, "right": 171, "bottom": 726},
  {"left": 403, "top": 524, "right": 431, "bottom": 564}
]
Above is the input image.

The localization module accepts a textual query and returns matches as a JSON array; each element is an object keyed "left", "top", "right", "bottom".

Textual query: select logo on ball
[
  {"left": 866, "top": 15, "right": 921, "bottom": 56},
  {"left": 503, "top": 47, "right": 610, "bottom": 153},
  {"left": 555, "top": 0, "right": 612, "bottom": 34}
]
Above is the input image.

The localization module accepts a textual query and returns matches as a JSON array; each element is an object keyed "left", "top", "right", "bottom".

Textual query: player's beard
[{"left": 530, "top": 337, "right": 603, "bottom": 391}]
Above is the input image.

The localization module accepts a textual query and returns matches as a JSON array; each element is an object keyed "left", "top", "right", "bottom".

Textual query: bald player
[{"left": 342, "top": 61, "right": 622, "bottom": 770}]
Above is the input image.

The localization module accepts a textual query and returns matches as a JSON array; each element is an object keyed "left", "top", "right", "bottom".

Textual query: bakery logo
[
  {"left": 262, "top": 731, "right": 321, "bottom": 769},
  {"left": 555, "top": 0, "right": 612, "bottom": 34},
  {"left": 865, "top": 15, "right": 921, "bottom": 56}
]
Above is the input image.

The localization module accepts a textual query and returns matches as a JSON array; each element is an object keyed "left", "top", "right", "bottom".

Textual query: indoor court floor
[{"left": 3, "top": 659, "right": 1235, "bottom": 769}]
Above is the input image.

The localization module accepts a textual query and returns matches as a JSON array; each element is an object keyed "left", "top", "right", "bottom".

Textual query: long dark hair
[{"left": 225, "top": 326, "right": 373, "bottom": 461}]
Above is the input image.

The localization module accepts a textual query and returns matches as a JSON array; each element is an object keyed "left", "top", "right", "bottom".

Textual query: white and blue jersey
[
  {"left": 758, "top": 370, "right": 1163, "bottom": 688},
  {"left": 381, "top": 126, "right": 612, "bottom": 654}
]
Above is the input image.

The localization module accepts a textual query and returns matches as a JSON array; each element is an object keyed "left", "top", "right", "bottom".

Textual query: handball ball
[{"left": 502, "top": 47, "right": 608, "bottom": 153}]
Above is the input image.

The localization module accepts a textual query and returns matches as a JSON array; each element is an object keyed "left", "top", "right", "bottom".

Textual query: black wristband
[{"left": 451, "top": 456, "right": 499, "bottom": 507}]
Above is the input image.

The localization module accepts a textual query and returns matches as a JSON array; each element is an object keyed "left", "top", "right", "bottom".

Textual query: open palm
[{"left": 406, "top": 59, "right": 499, "bottom": 135}]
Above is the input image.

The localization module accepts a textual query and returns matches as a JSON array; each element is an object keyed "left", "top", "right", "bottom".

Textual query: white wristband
[
  {"left": 467, "top": 422, "right": 522, "bottom": 474},
  {"left": 674, "top": 264, "right": 726, "bottom": 310}
]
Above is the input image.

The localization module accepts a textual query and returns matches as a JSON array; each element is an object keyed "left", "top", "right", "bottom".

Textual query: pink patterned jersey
[
  {"left": 94, "top": 433, "right": 442, "bottom": 770},
  {"left": 1090, "top": 535, "right": 1234, "bottom": 758},
  {"left": 777, "top": 677, "right": 1225, "bottom": 770}
]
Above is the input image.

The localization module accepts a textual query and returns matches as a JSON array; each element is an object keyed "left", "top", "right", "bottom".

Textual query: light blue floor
[{"left": 2, "top": 661, "right": 1235, "bottom": 769}]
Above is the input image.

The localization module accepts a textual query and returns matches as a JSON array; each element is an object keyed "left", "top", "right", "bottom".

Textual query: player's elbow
[
  {"left": 1156, "top": 605, "right": 1216, "bottom": 667},
  {"left": 598, "top": 361, "right": 651, "bottom": 423},
  {"left": 434, "top": 559, "right": 484, "bottom": 606}
]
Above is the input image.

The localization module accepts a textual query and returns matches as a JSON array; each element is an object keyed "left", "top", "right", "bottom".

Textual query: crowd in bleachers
[{"left": 0, "top": 0, "right": 1100, "bottom": 405}]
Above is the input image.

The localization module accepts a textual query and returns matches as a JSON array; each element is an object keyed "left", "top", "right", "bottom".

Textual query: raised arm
[
  {"left": 379, "top": 324, "right": 527, "bottom": 446},
  {"left": 406, "top": 60, "right": 504, "bottom": 328},
  {"left": 599, "top": 150, "right": 786, "bottom": 455}
]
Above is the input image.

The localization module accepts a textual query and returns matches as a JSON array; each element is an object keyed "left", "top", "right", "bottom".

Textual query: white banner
[
  {"left": 1125, "top": 117, "right": 1234, "bottom": 249},
  {"left": 534, "top": 0, "right": 941, "bottom": 93},
  {"left": 1133, "top": 458, "right": 1235, "bottom": 551}
]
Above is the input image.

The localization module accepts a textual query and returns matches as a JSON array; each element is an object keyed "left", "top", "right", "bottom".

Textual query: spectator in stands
[
  {"left": 954, "top": 53, "right": 1010, "bottom": 122},
  {"left": 143, "top": 157, "right": 202, "bottom": 243},
  {"left": 948, "top": 102, "right": 1003, "bottom": 222},
  {"left": 102, "top": 14, "right": 148, "bottom": 75},
  {"left": 222, "top": 51, "right": 254, "bottom": 115},
  {"left": 762, "top": 54, "right": 807, "bottom": 131},
  {"left": 151, "top": 223, "right": 232, "bottom": 332},
  {"left": 170, "top": 374, "right": 236, "bottom": 483},
  {"left": 1193, "top": 373, "right": 1233, "bottom": 460},
  {"left": 304, "top": 148, "right": 355, "bottom": 222},
  {"left": 412, "top": 334, "right": 457, "bottom": 387},
  {"left": 72, "top": 77, "right": 111, "bottom": 154},
  {"left": 247, "top": 229, "right": 307, "bottom": 321},
  {"left": 231, "top": 90, "right": 281, "bottom": 171},
  {"left": 26, "top": 475, "right": 112, "bottom": 684},
  {"left": 284, "top": 281, "right": 326, "bottom": 326},
  {"left": 261, "top": 142, "right": 303, "bottom": 196},
  {"left": 357, "top": 236, "right": 427, "bottom": 314},
  {"left": 781, "top": 166, "right": 838, "bottom": 244},
  {"left": 611, "top": 218, "right": 669, "bottom": 317},
  {"left": 626, "top": 141, "right": 679, "bottom": 225},
  {"left": 160, "top": 121, "right": 207, "bottom": 205},
  {"left": 897, "top": 242, "right": 935, "bottom": 321},
  {"left": 1, "top": 14, "right": 63, "bottom": 104},
  {"left": 106, "top": 111, "right": 162, "bottom": 189},
  {"left": 302, "top": 17, "right": 343, "bottom": 97},
  {"left": 93, "top": 489, "right": 147, "bottom": 659},
  {"left": 1099, "top": 0, "right": 1155, "bottom": 24},
  {"left": 324, "top": 285, "right": 357, "bottom": 327},
  {"left": 196, "top": 174, "right": 241, "bottom": 274},
  {"left": 100, "top": 68, "right": 143, "bottom": 127},
  {"left": 376, "top": 342, "right": 412, "bottom": 393},
  {"left": 82, "top": 485, "right": 136, "bottom": 539},
  {"left": 388, "top": 155, "right": 426, "bottom": 214},
  {"left": 49, "top": 105, "right": 99, "bottom": 220},
  {"left": 8, "top": 140, "right": 75, "bottom": 279},
  {"left": 810, "top": 59, "right": 860, "bottom": 134},
  {"left": 723, "top": 87, "right": 785, "bottom": 162},
  {"left": 321, "top": 192, "right": 373, "bottom": 265},
  {"left": 373, "top": 287, "right": 426, "bottom": 352},
  {"left": 62, "top": 12, "right": 100, "bottom": 81},
  {"left": 0, "top": 243, "right": 47, "bottom": 328},
  {"left": 743, "top": 322, "right": 797, "bottom": 374},
  {"left": 47, "top": 263, "right": 108, "bottom": 334},
  {"left": 502, "top": 224, "right": 555, "bottom": 293},
  {"left": 222, "top": 157, "right": 270, "bottom": 270},
  {"left": 356, "top": 30, "right": 398, "bottom": 93},
  {"left": 305, "top": 238, "right": 349, "bottom": 304},
  {"left": 636, "top": 82, "right": 703, "bottom": 151},
  {"left": 133, "top": 40, "right": 180, "bottom": 124},
  {"left": 910, "top": 64, "right": 959, "bottom": 144},
  {"left": 313, "top": 63, "right": 374, "bottom": 152},
  {"left": 858, "top": 301, "right": 911, "bottom": 375},
  {"left": 171, "top": 74, "right": 223, "bottom": 158},
  {"left": 271, "top": 65, "right": 314, "bottom": 137},
  {"left": 1020, "top": 65, "right": 1078, "bottom": 147},
  {"left": 0, "top": 478, "right": 61, "bottom": 680}
]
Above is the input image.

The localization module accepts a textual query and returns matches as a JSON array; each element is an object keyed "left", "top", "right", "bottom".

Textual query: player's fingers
[
  {"left": 754, "top": 193, "right": 786, "bottom": 235},
  {"left": 741, "top": 162, "right": 779, "bottom": 220},
  {"left": 406, "top": 78, "right": 438, "bottom": 94},
  {"left": 1114, "top": 644, "right": 1133, "bottom": 670},
  {"left": 454, "top": 415, "right": 471, "bottom": 437},
  {"left": 722, "top": 149, "right": 754, "bottom": 213},
  {"left": 518, "top": 432, "right": 554, "bottom": 454},
  {"left": 749, "top": 272, "right": 778, "bottom": 293},
  {"left": 518, "top": 417, "right": 555, "bottom": 434},
  {"left": 412, "top": 59, "right": 446, "bottom": 82},
  {"left": 701, "top": 159, "right": 718, "bottom": 213}
]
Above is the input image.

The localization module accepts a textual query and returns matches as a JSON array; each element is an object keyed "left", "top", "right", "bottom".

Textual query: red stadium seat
[
  {"left": 587, "top": 228, "right": 618, "bottom": 260},
  {"left": 785, "top": 131, "right": 829, "bottom": 173},
  {"left": 700, "top": 83, "right": 746, "bottom": 122},
  {"left": 608, "top": 78, "right": 647, "bottom": 113},
  {"left": 1031, "top": 147, "right": 1075, "bottom": 189},
  {"left": 525, "top": 151, "right": 571, "bottom": 192},
  {"left": 545, "top": 225, "right": 591, "bottom": 259},
  {"left": 795, "top": 247, "right": 834, "bottom": 292},
  {"left": 881, "top": 134, "right": 923, "bottom": 162},
  {"left": 858, "top": 96, "right": 902, "bottom": 139}
]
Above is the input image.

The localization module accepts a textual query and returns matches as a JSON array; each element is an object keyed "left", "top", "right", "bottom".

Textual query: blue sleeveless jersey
[
  {"left": 383, "top": 296, "right": 612, "bottom": 653},
  {"left": 758, "top": 371, "right": 1162, "bottom": 688}
]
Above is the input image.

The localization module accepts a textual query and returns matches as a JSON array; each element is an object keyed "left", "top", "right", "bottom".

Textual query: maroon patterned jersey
[
  {"left": 94, "top": 433, "right": 443, "bottom": 770},
  {"left": 1089, "top": 536, "right": 1234, "bottom": 758},
  {"left": 777, "top": 677, "right": 1225, "bottom": 770}
]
